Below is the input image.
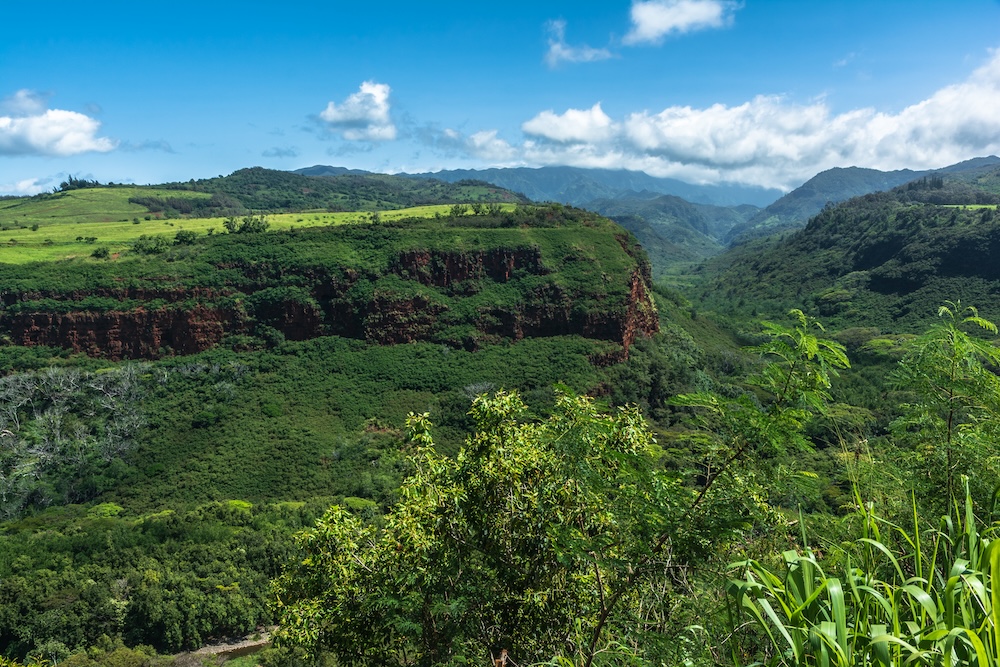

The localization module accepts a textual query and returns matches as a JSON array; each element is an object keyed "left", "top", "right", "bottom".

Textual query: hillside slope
[
  {"left": 0, "top": 205, "right": 657, "bottom": 360},
  {"left": 699, "top": 171, "right": 1000, "bottom": 328},
  {"left": 162, "top": 166, "right": 528, "bottom": 212},
  {"left": 727, "top": 156, "right": 1000, "bottom": 242},
  {"left": 584, "top": 194, "right": 759, "bottom": 274}
]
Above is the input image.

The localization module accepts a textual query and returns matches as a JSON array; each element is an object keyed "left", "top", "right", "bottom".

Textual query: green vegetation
[
  {"left": 0, "top": 189, "right": 517, "bottom": 264},
  {"left": 160, "top": 167, "right": 527, "bottom": 213},
  {"left": 0, "top": 205, "right": 648, "bottom": 363},
  {"left": 0, "top": 166, "right": 527, "bottom": 265},
  {"left": 271, "top": 309, "right": 851, "bottom": 666},
  {"left": 695, "top": 174, "right": 1000, "bottom": 330},
  {"left": 586, "top": 194, "right": 757, "bottom": 278},
  {"left": 729, "top": 482, "right": 1000, "bottom": 667},
  {"left": 0, "top": 333, "right": 641, "bottom": 657},
  {"left": 9, "top": 163, "right": 1000, "bottom": 667},
  {"left": 0, "top": 191, "right": 672, "bottom": 663}
]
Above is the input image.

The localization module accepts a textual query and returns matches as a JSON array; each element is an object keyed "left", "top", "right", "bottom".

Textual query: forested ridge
[
  {"left": 156, "top": 167, "right": 527, "bottom": 215},
  {"left": 4, "top": 166, "right": 1000, "bottom": 667}
]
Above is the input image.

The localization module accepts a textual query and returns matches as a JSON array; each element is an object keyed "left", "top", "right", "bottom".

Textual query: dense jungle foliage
[
  {"left": 5, "top": 166, "right": 1000, "bottom": 667},
  {"left": 695, "top": 174, "right": 1000, "bottom": 330}
]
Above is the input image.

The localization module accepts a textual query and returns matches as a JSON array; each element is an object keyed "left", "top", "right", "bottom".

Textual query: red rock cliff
[{"left": 0, "top": 247, "right": 658, "bottom": 360}]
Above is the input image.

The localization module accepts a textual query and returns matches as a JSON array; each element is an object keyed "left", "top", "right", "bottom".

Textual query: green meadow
[{"left": 0, "top": 188, "right": 514, "bottom": 264}]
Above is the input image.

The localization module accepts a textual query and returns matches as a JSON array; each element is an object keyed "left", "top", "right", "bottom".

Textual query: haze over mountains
[
  {"left": 297, "top": 164, "right": 782, "bottom": 207},
  {"left": 297, "top": 157, "right": 1000, "bottom": 276}
]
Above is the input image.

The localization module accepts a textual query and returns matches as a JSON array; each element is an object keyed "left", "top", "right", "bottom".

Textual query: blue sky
[{"left": 3, "top": 0, "right": 1000, "bottom": 196}]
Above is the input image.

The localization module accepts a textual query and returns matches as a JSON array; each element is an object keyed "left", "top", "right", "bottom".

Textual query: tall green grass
[{"left": 728, "top": 481, "right": 1000, "bottom": 666}]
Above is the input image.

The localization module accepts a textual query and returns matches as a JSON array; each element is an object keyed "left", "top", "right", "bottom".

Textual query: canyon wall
[{"left": 0, "top": 246, "right": 657, "bottom": 360}]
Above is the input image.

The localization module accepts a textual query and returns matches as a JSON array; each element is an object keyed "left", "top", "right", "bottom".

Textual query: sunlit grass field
[{"left": 0, "top": 188, "right": 513, "bottom": 264}]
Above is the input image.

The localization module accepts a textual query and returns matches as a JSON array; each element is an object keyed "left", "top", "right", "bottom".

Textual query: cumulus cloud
[
  {"left": 523, "top": 103, "right": 618, "bottom": 144},
  {"left": 319, "top": 81, "right": 397, "bottom": 141},
  {"left": 0, "top": 91, "right": 116, "bottom": 157},
  {"left": 545, "top": 20, "right": 613, "bottom": 68},
  {"left": 419, "top": 127, "right": 521, "bottom": 165},
  {"left": 467, "top": 130, "right": 522, "bottom": 162},
  {"left": 440, "top": 49, "right": 1000, "bottom": 191},
  {"left": 624, "top": 0, "right": 740, "bottom": 45},
  {"left": 0, "top": 176, "right": 51, "bottom": 196}
]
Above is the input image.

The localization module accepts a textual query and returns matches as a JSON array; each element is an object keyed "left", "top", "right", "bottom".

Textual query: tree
[
  {"left": 131, "top": 235, "right": 169, "bottom": 255},
  {"left": 223, "top": 212, "right": 270, "bottom": 234},
  {"left": 274, "top": 389, "right": 683, "bottom": 666},
  {"left": 672, "top": 309, "right": 849, "bottom": 515},
  {"left": 889, "top": 302, "right": 1000, "bottom": 511},
  {"left": 173, "top": 229, "right": 198, "bottom": 245}
]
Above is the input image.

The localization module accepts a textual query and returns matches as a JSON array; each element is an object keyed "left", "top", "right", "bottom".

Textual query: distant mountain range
[
  {"left": 295, "top": 165, "right": 783, "bottom": 208},
  {"left": 294, "top": 158, "right": 1000, "bottom": 276},
  {"left": 696, "top": 158, "right": 1000, "bottom": 329},
  {"left": 581, "top": 194, "right": 759, "bottom": 276},
  {"left": 726, "top": 156, "right": 1000, "bottom": 243}
]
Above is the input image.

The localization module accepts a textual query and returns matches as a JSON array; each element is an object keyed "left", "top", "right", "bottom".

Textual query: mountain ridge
[
  {"left": 296, "top": 164, "right": 784, "bottom": 208},
  {"left": 696, "top": 164, "right": 1000, "bottom": 329},
  {"left": 728, "top": 156, "right": 1000, "bottom": 243}
]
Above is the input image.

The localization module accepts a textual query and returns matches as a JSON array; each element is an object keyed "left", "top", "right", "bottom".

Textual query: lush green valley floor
[{"left": 7, "top": 165, "right": 1000, "bottom": 666}]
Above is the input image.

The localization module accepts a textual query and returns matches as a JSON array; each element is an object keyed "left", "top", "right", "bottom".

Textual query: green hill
[
  {"left": 0, "top": 204, "right": 655, "bottom": 358},
  {"left": 0, "top": 173, "right": 527, "bottom": 263},
  {"left": 165, "top": 166, "right": 527, "bottom": 213},
  {"left": 696, "top": 170, "right": 1000, "bottom": 329},
  {"left": 0, "top": 201, "right": 673, "bottom": 656},
  {"left": 0, "top": 167, "right": 528, "bottom": 231},
  {"left": 725, "top": 157, "right": 1000, "bottom": 243}
]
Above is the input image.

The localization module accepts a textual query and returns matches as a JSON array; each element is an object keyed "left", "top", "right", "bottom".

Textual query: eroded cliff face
[
  {"left": 392, "top": 248, "right": 547, "bottom": 286},
  {"left": 474, "top": 268, "right": 657, "bottom": 361},
  {"left": 0, "top": 246, "right": 657, "bottom": 361},
  {"left": 7, "top": 305, "right": 238, "bottom": 359}
]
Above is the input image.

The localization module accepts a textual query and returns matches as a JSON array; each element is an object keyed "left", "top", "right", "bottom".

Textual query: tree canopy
[
  {"left": 274, "top": 389, "right": 680, "bottom": 665},
  {"left": 272, "top": 310, "right": 850, "bottom": 666}
]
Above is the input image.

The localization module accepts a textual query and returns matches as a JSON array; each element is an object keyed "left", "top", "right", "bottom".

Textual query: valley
[{"left": 3, "top": 160, "right": 1000, "bottom": 666}]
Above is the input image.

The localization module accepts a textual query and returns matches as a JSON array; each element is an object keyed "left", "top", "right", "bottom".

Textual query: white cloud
[
  {"left": 623, "top": 0, "right": 740, "bottom": 45},
  {"left": 439, "top": 49, "right": 1000, "bottom": 191},
  {"left": 545, "top": 20, "right": 613, "bottom": 68},
  {"left": 0, "top": 177, "right": 50, "bottom": 196},
  {"left": 319, "top": 81, "right": 397, "bottom": 141},
  {"left": 523, "top": 103, "right": 617, "bottom": 144},
  {"left": 0, "top": 108, "right": 116, "bottom": 157},
  {"left": 466, "top": 130, "right": 520, "bottom": 163},
  {"left": 1, "top": 89, "right": 49, "bottom": 116}
]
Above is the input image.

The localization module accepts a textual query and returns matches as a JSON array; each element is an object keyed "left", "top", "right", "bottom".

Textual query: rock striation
[{"left": 1, "top": 228, "right": 658, "bottom": 360}]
